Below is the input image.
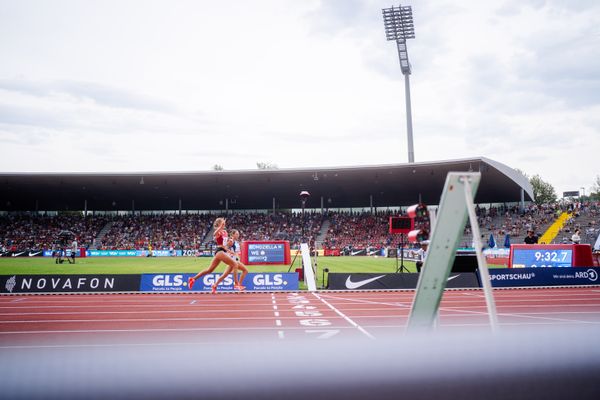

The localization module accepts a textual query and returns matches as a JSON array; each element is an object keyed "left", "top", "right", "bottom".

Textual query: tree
[
  {"left": 213, "top": 164, "right": 224, "bottom": 171},
  {"left": 529, "top": 174, "right": 557, "bottom": 205},
  {"left": 256, "top": 162, "right": 278, "bottom": 170},
  {"left": 590, "top": 175, "right": 600, "bottom": 200}
]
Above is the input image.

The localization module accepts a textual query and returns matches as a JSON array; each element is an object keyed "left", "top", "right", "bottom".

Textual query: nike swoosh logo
[
  {"left": 28, "top": 251, "right": 42, "bottom": 257},
  {"left": 447, "top": 275, "right": 460, "bottom": 282},
  {"left": 345, "top": 275, "right": 386, "bottom": 289},
  {"left": 350, "top": 250, "right": 363, "bottom": 256},
  {"left": 12, "top": 252, "right": 25, "bottom": 257}
]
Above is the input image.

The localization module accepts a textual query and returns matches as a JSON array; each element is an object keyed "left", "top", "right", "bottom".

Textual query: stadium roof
[{"left": 0, "top": 157, "right": 533, "bottom": 212}]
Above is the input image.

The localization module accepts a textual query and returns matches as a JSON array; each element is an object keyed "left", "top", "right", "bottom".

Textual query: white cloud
[{"left": 0, "top": 0, "right": 599, "bottom": 196}]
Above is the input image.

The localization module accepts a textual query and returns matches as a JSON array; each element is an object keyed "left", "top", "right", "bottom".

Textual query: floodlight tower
[{"left": 382, "top": 5, "right": 416, "bottom": 163}]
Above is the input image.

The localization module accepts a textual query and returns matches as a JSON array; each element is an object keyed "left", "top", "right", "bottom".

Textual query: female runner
[
  {"left": 226, "top": 229, "right": 249, "bottom": 291},
  {"left": 188, "top": 217, "right": 239, "bottom": 293}
]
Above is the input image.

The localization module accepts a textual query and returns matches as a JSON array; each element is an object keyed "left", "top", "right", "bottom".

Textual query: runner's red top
[{"left": 215, "top": 230, "right": 228, "bottom": 247}]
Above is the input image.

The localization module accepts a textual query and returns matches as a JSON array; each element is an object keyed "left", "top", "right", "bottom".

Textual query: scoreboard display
[
  {"left": 509, "top": 244, "right": 595, "bottom": 268},
  {"left": 241, "top": 241, "right": 291, "bottom": 265},
  {"left": 389, "top": 216, "right": 413, "bottom": 234},
  {"left": 511, "top": 248, "right": 573, "bottom": 268}
]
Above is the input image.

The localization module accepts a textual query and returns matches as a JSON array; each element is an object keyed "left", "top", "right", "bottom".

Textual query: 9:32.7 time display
[{"left": 511, "top": 249, "right": 573, "bottom": 268}]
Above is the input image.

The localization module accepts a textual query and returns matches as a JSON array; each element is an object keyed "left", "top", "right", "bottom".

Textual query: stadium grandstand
[{"left": 1, "top": 157, "right": 599, "bottom": 253}]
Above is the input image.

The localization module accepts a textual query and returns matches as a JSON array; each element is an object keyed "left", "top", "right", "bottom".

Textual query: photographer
[
  {"left": 55, "top": 231, "right": 75, "bottom": 264},
  {"left": 415, "top": 240, "right": 429, "bottom": 273},
  {"left": 71, "top": 237, "right": 78, "bottom": 264}
]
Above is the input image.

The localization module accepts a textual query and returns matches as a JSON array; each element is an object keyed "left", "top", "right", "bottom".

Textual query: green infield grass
[
  {"left": 0, "top": 255, "right": 504, "bottom": 289},
  {"left": 0, "top": 256, "right": 418, "bottom": 288}
]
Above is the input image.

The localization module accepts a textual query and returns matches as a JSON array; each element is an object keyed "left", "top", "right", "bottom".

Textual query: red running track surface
[{"left": 2, "top": 286, "right": 600, "bottom": 348}]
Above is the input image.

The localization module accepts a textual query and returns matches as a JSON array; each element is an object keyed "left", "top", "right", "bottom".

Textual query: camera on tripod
[{"left": 55, "top": 230, "right": 75, "bottom": 264}]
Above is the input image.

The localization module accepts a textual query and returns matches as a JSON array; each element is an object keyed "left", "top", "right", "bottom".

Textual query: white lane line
[
  {"left": 4, "top": 305, "right": 599, "bottom": 318},
  {"left": 441, "top": 303, "right": 600, "bottom": 310},
  {"left": 0, "top": 316, "right": 346, "bottom": 324},
  {"left": 436, "top": 306, "right": 600, "bottom": 325},
  {"left": 312, "top": 293, "right": 375, "bottom": 340},
  {"left": 461, "top": 293, "right": 484, "bottom": 297},
  {"left": 349, "top": 321, "right": 595, "bottom": 330},
  {"left": 272, "top": 294, "right": 284, "bottom": 337},
  {"left": 0, "top": 299, "right": 276, "bottom": 305},
  {"left": 0, "top": 303, "right": 284, "bottom": 309},
  {"left": 0, "top": 341, "right": 236, "bottom": 350},
  {"left": 496, "top": 312, "right": 600, "bottom": 324},
  {"left": 0, "top": 309, "right": 287, "bottom": 316},
  {"left": 317, "top": 293, "right": 408, "bottom": 308},
  {"left": 0, "top": 325, "right": 362, "bottom": 335}
]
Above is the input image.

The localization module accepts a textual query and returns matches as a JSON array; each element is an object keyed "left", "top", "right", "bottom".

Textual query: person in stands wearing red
[{"left": 188, "top": 217, "right": 239, "bottom": 294}]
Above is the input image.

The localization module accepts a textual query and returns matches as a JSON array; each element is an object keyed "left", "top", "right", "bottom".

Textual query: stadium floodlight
[
  {"left": 299, "top": 191, "right": 310, "bottom": 238},
  {"left": 382, "top": 4, "right": 416, "bottom": 163}
]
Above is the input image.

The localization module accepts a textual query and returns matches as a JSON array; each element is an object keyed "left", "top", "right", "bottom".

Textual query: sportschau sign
[{"left": 0, "top": 275, "right": 141, "bottom": 294}]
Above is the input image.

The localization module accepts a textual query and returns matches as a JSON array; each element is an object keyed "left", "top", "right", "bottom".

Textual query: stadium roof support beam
[{"left": 0, "top": 158, "right": 534, "bottom": 211}]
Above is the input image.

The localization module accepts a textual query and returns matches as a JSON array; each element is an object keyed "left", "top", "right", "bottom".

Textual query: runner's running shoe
[
  {"left": 188, "top": 277, "right": 195, "bottom": 290},
  {"left": 234, "top": 285, "right": 246, "bottom": 291},
  {"left": 211, "top": 284, "right": 217, "bottom": 294}
]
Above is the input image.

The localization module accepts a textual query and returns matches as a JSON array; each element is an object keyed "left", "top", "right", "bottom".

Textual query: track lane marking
[
  {"left": 317, "top": 293, "right": 409, "bottom": 308},
  {"left": 0, "top": 325, "right": 366, "bottom": 335},
  {"left": 312, "top": 293, "right": 375, "bottom": 339},
  {"left": 0, "top": 316, "right": 350, "bottom": 324},
  {"left": 271, "top": 294, "right": 284, "bottom": 339}
]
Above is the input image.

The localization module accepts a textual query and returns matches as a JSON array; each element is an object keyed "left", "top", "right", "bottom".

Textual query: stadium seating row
[{"left": 1, "top": 203, "right": 598, "bottom": 252}]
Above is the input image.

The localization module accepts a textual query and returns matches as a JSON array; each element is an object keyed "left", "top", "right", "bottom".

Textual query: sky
[{"left": 0, "top": 0, "right": 599, "bottom": 197}]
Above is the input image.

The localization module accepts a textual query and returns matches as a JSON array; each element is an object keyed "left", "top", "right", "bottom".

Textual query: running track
[{"left": 2, "top": 286, "right": 600, "bottom": 348}]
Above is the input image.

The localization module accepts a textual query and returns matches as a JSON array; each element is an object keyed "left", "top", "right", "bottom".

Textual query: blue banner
[
  {"left": 137, "top": 250, "right": 183, "bottom": 257},
  {"left": 43, "top": 249, "right": 76, "bottom": 257},
  {"left": 86, "top": 250, "right": 183, "bottom": 257},
  {"left": 87, "top": 250, "right": 139, "bottom": 257},
  {"left": 487, "top": 267, "right": 600, "bottom": 287},
  {"left": 140, "top": 272, "right": 299, "bottom": 292}
]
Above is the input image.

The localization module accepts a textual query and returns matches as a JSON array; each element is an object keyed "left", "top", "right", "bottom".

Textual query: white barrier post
[{"left": 300, "top": 243, "right": 317, "bottom": 292}]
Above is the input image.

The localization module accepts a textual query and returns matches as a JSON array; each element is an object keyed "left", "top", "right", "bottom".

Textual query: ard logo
[{"left": 575, "top": 269, "right": 598, "bottom": 282}]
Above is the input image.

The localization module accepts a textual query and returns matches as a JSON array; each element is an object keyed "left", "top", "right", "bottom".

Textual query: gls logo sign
[
  {"left": 141, "top": 272, "right": 298, "bottom": 292},
  {"left": 203, "top": 274, "right": 234, "bottom": 286},
  {"left": 152, "top": 275, "right": 184, "bottom": 287},
  {"left": 151, "top": 274, "right": 238, "bottom": 287},
  {"left": 253, "top": 274, "right": 284, "bottom": 286}
]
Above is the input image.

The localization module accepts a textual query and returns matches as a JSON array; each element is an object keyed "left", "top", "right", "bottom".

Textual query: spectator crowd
[
  {"left": 1, "top": 202, "right": 598, "bottom": 253},
  {"left": 0, "top": 215, "right": 108, "bottom": 251}
]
